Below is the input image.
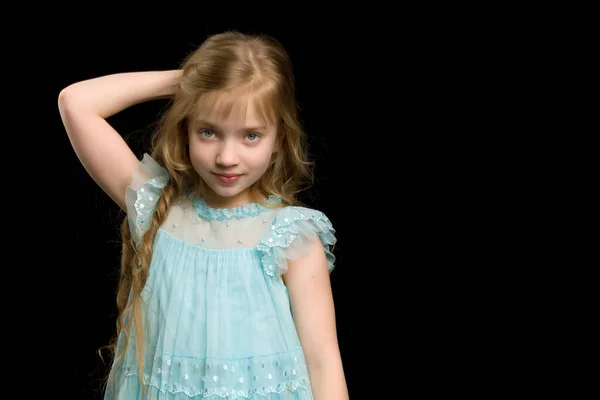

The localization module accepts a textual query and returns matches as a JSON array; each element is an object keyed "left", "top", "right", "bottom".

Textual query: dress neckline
[{"left": 188, "top": 194, "right": 282, "bottom": 221}]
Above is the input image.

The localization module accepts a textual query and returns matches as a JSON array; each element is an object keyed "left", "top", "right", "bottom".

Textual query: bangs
[{"left": 193, "top": 83, "right": 279, "bottom": 127}]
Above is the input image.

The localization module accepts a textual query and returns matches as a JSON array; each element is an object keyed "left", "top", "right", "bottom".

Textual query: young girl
[{"left": 58, "top": 31, "right": 348, "bottom": 399}]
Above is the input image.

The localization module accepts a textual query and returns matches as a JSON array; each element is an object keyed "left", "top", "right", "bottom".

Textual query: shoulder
[
  {"left": 272, "top": 205, "right": 333, "bottom": 225},
  {"left": 257, "top": 205, "right": 337, "bottom": 277},
  {"left": 270, "top": 206, "right": 336, "bottom": 246},
  {"left": 125, "top": 153, "right": 170, "bottom": 246}
]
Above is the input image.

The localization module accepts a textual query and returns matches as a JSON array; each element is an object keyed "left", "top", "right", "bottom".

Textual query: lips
[{"left": 213, "top": 173, "right": 242, "bottom": 184}]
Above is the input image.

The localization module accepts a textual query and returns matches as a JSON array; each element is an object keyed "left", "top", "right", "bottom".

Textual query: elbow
[
  {"left": 58, "top": 85, "right": 76, "bottom": 113},
  {"left": 57, "top": 86, "right": 85, "bottom": 142},
  {"left": 57, "top": 87, "right": 77, "bottom": 134},
  {"left": 58, "top": 84, "right": 88, "bottom": 127}
]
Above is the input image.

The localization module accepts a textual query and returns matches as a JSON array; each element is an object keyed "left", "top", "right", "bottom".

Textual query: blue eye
[
  {"left": 200, "top": 129, "right": 215, "bottom": 138},
  {"left": 246, "top": 133, "right": 260, "bottom": 141}
]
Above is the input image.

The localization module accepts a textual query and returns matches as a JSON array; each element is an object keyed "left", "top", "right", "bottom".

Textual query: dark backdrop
[{"left": 11, "top": 11, "right": 512, "bottom": 400}]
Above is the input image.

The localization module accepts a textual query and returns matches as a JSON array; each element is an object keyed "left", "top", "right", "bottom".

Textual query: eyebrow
[{"left": 194, "top": 119, "right": 267, "bottom": 132}]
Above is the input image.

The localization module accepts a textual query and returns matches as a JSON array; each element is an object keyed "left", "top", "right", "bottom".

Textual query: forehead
[{"left": 192, "top": 88, "right": 276, "bottom": 128}]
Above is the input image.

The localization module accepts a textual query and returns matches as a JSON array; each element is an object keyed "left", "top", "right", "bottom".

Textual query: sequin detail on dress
[
  {"left": 257, "top": 206, "right": 336, "bottom": 277},
  {"left": 125, "top": 153, "right": 170, "bottom": 247}
]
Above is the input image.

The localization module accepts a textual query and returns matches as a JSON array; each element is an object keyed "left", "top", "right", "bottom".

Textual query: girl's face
[{"left": 188, "top": 100, "right": 278, "bottom": 208}]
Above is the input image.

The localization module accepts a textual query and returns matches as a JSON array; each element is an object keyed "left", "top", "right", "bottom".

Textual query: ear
[
  {"left": 273, "top": 119, "right": 286, "bottom": 153},
  {"left": 273, "top": 129, "right": 283, "bottom": 154},
  {"left": 269, "top": 146, "right": 279, "bottom": 167}
]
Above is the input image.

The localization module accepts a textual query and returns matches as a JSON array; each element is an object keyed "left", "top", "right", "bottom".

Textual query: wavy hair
[{"left": 102, "top": 30, "right": 315, "bottom": 394}]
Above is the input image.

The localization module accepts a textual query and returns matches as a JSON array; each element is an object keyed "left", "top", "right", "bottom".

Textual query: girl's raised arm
[{"left": 58, "top": 70, "right": 182, "bottom": 211}]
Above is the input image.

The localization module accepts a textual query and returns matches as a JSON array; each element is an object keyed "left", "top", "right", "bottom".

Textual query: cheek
[
  {"left": 189, "top": 143, "right": 211, "bottom": 169},
  {"left": 251, "top": 137, "right": 277, "bottom": 167},
  {"left": 249, "top": 147, "right": 275, "bottom": 169}
]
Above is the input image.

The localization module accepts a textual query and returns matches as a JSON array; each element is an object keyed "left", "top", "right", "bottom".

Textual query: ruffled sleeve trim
[
  {"left": 125, "top": 153, "right": 170, "bottom": 247},
  {"left": 256, "top": 206, "right": 336, "bottom": 277}
]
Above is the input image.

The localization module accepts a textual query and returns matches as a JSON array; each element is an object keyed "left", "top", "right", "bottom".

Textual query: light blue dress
[{"left": 105, "top": 154, "right": 336, "bottom": 399}]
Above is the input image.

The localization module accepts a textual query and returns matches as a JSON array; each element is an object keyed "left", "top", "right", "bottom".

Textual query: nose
[{"left": 215, "top": 140, "right": 240, "bottom": 167}]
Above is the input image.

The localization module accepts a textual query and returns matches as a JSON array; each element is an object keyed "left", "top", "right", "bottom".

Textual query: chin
[
  {"left": 211, "top": 188, "right": 241, "bottom": 198},
  {"left": 207, "top": 182, "right": 251, "bottom": 198}
]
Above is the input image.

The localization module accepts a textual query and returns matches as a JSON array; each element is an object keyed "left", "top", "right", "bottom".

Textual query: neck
[{"left": 200, "top": 188, "right": 263, "bottom": 209}]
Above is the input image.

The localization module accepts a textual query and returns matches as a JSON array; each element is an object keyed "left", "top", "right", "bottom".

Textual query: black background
[{"left": 18, "top": 15, "right": 487, "bottom": 399}]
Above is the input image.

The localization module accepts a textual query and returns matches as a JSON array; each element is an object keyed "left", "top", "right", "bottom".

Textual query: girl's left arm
[{"left": 283, "top": 237, "right": 349, "bottom": 399}]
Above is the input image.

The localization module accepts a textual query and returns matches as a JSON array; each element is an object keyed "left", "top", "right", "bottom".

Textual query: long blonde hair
[{"left": 103, "top": 30, "right": 315, "bottom": 392}]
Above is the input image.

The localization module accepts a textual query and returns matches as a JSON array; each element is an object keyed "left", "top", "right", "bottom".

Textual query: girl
[{"left": 58, "top": 31, "right": 348, "bottom": 399}]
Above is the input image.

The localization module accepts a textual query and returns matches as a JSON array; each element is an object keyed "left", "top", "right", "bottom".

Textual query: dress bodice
[{"left": 107, "top": 153, "right": 338, "bottom": 399}]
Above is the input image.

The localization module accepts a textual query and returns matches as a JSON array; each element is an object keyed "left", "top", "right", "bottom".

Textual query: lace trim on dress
[
  {"left": 257, "top": 206, "right": 336, "bottom": 277},
  {"left": 117, "top": 347, "right": 312, "bottom": 398},
  {"left": 189, "top": 194, "right": 282, "bottom": 221}
]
